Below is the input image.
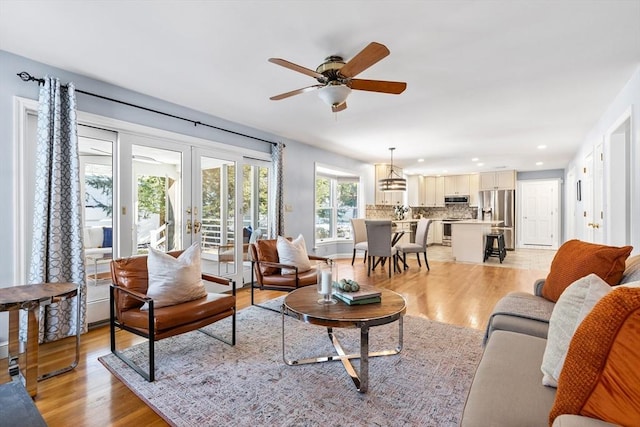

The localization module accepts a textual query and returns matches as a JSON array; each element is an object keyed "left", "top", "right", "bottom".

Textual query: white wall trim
[{"left": 13, "top": 96, "right": 38, "bottom": 283}]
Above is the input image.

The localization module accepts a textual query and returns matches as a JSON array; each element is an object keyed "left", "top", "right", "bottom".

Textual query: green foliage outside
[
  {"left": 137, "top": 176, "right": 166, "bottom": 223},
  {"left": 85, "top": 175, "right": 113, "bottom": 216}
]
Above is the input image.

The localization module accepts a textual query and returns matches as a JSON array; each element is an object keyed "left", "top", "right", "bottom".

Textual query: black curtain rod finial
[{"left": 17, "top": 71, "right": 44, "bottom": 84}]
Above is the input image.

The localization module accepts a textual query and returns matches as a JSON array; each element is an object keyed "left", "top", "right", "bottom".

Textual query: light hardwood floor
[{"left": 11, "top": 252, "right": 553, "bottom": 426}]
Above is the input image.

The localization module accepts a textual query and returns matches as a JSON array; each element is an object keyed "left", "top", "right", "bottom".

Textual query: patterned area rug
[{"left": 99, "top": 299, "right": 483, "bottom": 426}]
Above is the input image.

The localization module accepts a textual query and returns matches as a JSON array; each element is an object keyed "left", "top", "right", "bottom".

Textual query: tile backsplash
[{"left": 365, "top": 205, "right": 478, "bottom": 220}]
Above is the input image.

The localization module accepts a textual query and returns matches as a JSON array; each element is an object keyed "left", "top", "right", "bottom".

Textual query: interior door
[
  {"left": 520, "top": 180, "right": 558, "bottom": 248},
  {"left": 582, "top": 151, "right": 595, "bottom": 242},
  {"left": 582, "top": 143, "right": 604, "bottom": 243}
]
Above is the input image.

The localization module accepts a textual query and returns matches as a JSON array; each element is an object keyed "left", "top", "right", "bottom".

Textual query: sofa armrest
[
  {"left": 534, "top": 278, "right": 546, "bottom": 296},
  {"left": 552, "top": 414, "right": 620, "bottom": 427}
]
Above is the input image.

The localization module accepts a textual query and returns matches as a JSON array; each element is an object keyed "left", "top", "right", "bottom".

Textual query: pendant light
[{"left": 378, "top": 147, "right": 406, "bottom": 192}]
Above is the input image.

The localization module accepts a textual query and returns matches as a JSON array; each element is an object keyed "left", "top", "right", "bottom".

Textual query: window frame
[{"left": 314, "top": 164, "right": 361, "bottom": 245}]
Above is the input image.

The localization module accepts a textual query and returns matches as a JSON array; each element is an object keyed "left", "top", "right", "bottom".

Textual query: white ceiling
[{"left": 1, "top": 0, "right": 639, "bottom": 175}]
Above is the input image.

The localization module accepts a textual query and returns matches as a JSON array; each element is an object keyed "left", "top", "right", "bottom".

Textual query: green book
[{"left": 334, "top": 293, "right": 381, "bottom": 306}]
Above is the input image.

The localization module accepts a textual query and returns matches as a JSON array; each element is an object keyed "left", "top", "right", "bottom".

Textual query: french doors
[{"left": 18, "top": 102, "right": 272, "bottom": 323}]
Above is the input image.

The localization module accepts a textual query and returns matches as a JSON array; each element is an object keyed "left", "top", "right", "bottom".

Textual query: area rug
[{"left": 99, "top": 299, "right": 483, "bottom": 426}]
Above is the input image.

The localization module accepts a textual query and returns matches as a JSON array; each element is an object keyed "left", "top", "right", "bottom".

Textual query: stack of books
[{"left": 333, "top": 284, "right": 382, "bottom": 305}]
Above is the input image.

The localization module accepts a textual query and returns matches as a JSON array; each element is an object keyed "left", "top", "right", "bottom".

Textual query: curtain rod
[{"left": 17, "top": 71, "right": 277, "bottom": 147}]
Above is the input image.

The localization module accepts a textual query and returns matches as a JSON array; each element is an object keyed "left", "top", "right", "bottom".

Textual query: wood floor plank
[{"left": 25, "top": 257, "right": 549, "bottom": 426}]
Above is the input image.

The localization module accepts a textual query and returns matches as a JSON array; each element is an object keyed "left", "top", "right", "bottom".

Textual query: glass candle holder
[{"left": 316, "top": 260, "right": 336, "bottom": 304}]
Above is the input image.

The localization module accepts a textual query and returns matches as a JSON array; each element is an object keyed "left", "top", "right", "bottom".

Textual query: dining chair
[
  {"left": 365, "top": 220, "right": 399, "bottom": 278},
  {"left": 396, "top": 218, "right": 432, "bottom": 270},
  {"left": 350, "top": 218, "right": 368, "bottom": 265}
]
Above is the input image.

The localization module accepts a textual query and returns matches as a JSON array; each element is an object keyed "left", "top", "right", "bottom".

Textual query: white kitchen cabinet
[
  {"left": 434, "top": 176, "right": 445, "bottom": 207},
  {"left": 468, "top": 173, "right": 479, "bottom": 206},
  {"left": 479, "top": 170, "right": 516, "bottom": 190},
  {"left": 431, "top": 220, "right": 443, "bottom": 244},
  {"left": 375, "top": 164, "right": 405, "bottom": 205},
  {"left": 424, "top": 176, "right": 445, "bottom": 207},
  {"left": 393, "top": 220, "right": 413, "bottom": 246},
  {"left": 407, "top": 175, "right": 426, "bottom": 207},
  {"left": 444, "top": 174, "right": 470, "bottom": 196}
]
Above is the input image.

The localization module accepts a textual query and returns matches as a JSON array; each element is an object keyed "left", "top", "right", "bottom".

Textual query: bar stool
[{"left": 484, "top": 232, "right": 507, "bottom": 263}]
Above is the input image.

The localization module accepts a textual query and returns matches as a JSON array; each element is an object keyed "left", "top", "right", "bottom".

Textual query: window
[{"left": 315, "top": 171, "right": 359, "bottom": 242}]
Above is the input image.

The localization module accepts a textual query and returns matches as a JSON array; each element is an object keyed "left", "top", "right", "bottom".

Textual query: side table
[{"left": 0, "top": 282, "right": 81, "bottom": 397}]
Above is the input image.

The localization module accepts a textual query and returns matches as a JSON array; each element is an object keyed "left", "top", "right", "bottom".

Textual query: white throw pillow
[
  {"left": 142, "top": 242, "right": 207, "bottom": 310},
  {"left": 540, "top": 273, "right": 611, "bottom": 387},
  {"left": 277, "top": 234, "right": 312, "bottom": 275}
]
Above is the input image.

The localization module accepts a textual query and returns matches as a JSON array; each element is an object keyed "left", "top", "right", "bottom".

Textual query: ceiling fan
[{"left": 268, "top": 42, "right": 407, "bottom": 112}]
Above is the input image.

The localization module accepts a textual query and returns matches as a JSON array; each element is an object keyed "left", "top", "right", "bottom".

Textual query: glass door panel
[
  {"left": 132, "top": 145, "right": 184, "bottom": 254},
  {"left": 78, "top": 125, "right": 116, "bottom": 324},
  {"left": 198, "top": 155, "right": 237, "bottom": 276}
]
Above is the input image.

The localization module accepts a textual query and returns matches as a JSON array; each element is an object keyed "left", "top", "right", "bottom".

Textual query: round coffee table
[{"left": 281, "top": 286, "right": 406, "bottom": 393}]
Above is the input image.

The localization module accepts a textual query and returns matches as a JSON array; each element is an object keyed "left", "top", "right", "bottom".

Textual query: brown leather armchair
[
  {"left": 249, "top": 239, "right": 328, "bottom": 312},
  {"left": 110, "top": 250, "right": 236, "bottom": 382}
]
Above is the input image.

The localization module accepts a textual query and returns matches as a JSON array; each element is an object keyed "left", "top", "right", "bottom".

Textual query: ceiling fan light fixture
[
  {"left": 317, "top": 84, "right": 351, "bottom": 107},
  {"left": 379, "top": 147, "right": 406, "bottom": 192}
]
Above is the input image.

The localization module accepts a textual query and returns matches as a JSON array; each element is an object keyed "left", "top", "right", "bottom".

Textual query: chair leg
[
  {"left": 351, "top": 249, "right": 356, "bottom": 265},
  {"left": 388, "top": 256, "right": 392, "bottom": 278},
  {"left": 415, "top": 252, "right": 421, "bottom": 267},
  {"left": 367, "top": 255, "right": 371, "bottom": 277},
  {"left": 363, "top": 250, "right": 367, "bottom": 263},
  {"left": 423, "top": 251, "right": 430, "bottom": 271}
]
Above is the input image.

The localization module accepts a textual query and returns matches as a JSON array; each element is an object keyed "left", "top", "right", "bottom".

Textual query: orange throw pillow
[
  {"left": 549, "top": 287, "right": 640, "bottom": 426},
  {"left": 542, "top": 240, "right": 632, "bottom": 302}
]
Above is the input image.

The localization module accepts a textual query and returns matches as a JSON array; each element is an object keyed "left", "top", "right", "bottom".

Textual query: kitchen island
[{"left": 449, "top": 220, "right": 503, "bottom": 263}]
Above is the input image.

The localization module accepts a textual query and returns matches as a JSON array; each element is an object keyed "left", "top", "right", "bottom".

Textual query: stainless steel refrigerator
[{"left": 479, "top": 190, "right": 516, "bottom": 250}]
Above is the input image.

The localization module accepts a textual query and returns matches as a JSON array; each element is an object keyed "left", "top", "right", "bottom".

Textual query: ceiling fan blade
[
  {"left": 339, "top": 42, "right": 390, "bottom": 78},
  {"left": 270, "top": 85, "right": 323, "bottom": 101},
  {"left": 349, "top": 79, "right": 407, "bottom": 94},
  {"left": 268, "top": 58, "right": 324, "bottom": 79},
  {"left": 332, "top": 102, "right": 347, "bottom": 113}
]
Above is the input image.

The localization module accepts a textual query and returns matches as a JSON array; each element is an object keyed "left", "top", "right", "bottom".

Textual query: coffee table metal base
[{"left": 281, "top": 307, "right": 403, "bottom": 393}]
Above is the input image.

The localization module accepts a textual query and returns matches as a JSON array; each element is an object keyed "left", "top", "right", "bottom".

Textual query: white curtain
[
  {"left": 270, "top": 141, "right": 285, "bottom": 238},
  {"left": 27, "top": 75, "right": 87, "bottom": 343}
]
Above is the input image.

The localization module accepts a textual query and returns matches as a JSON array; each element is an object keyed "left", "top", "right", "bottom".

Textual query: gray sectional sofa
[{"left": 460, "top": 255, "right": 640, "bottom": 427}]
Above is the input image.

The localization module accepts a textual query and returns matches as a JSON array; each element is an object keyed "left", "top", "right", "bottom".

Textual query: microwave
[{"left": 444, "top": 195, "right": 469, "bottom": 204}]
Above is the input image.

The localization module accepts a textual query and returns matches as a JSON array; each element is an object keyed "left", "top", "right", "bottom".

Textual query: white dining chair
[
  {"left": 396, "top": 218, "right": 432, "bottom": 270},
  {"left": 365, "top": 220, "right": 399, "bottom": 278},
  {"left": 350, "top": 218, "right": 368, "bottom": 265}
]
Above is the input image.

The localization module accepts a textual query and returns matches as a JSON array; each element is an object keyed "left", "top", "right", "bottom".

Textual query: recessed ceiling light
[
  {"left": 477, "top": 163, "right": 484, "bottom": 166},
  {"left": 537, "top": 145, "right": 547, "bottom": 149},
  {"left": 536, "top": 161, "right": 544, "bottom": 166},
  {"left": 418, "top": 158, "right": 424, "bottom": 162},
  {"left": 471, "top": 157, "right": 479, "bottom": 162}
]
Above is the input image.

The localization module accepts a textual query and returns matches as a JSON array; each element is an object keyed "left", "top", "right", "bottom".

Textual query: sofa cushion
[
  {"left": 541, "top": 274, "right": 611, "bottom": 387},
  {"left": 484, "top": 292, "right": 555, "bottom": 343},
  {"left": 84, "top": 226, "right": 104, "bottom": 248},
  {"left": 549, "top": 287, "right": 640, "bottom": 426},
  {"left": 461, "top": 331, "right": 556, "bottom": 427},
  {"left": 277, "top": 234, "right": 311, "bottom": 275},
  {"left": 143, "top": 242, "right": 206, "bottom": 310},
  {"left": 541, "top": 240, "right": 632, "bottom": 302}
]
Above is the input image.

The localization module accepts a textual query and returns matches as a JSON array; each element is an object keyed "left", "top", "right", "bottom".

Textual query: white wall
[{"left": 565, "top": 67, "right": 640, "bottom": 253}]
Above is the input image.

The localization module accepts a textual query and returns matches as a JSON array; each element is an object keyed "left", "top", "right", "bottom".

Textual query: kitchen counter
[{"left": 450, "top": 220, "right": 504, "bottom": 263}]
